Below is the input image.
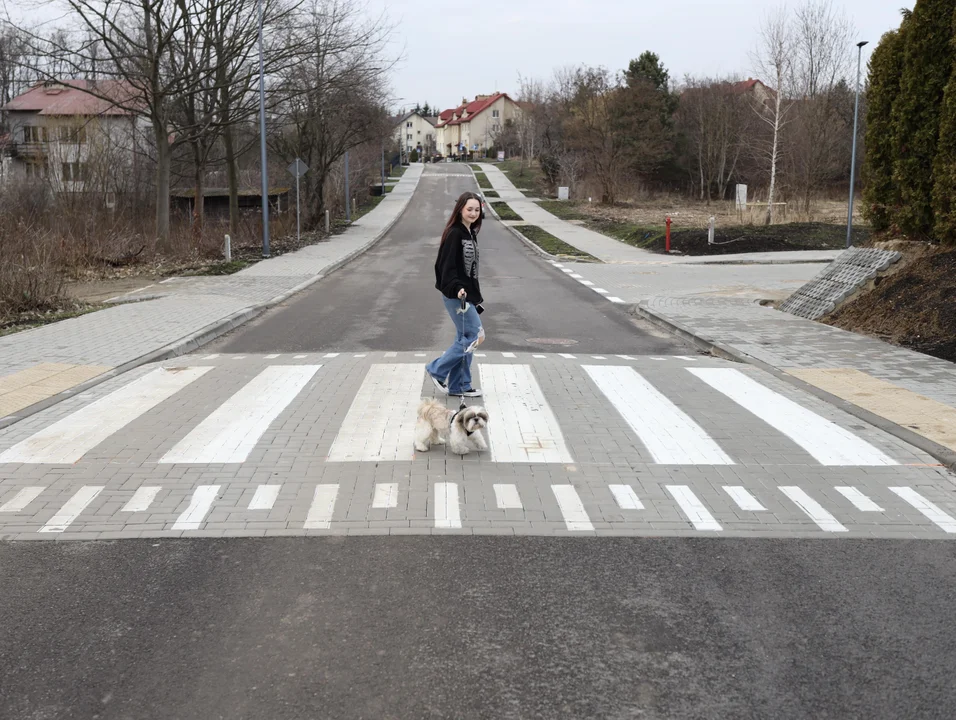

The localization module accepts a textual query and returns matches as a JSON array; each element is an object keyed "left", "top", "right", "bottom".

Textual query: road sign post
[{"left": 287, "top": 158, "right": 309, "bottom": 243}]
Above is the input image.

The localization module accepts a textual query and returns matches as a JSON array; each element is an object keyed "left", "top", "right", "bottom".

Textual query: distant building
[
  {"left": 434, "top": 93, "right": 523, "bottom": 158},
  {"left": 391, "top": 111, "right": 437, "bottom": 160}
]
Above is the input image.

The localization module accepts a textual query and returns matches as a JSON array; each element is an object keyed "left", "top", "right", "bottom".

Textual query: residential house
[
  {"left": 393, "top": 111, "right": 437, "bottom": 160},
  {"left": 0, "top": 79, "right": 148, "bottom": 194},
  {"left": 434, "top": 93, "right": 522, "bottom": 158}
]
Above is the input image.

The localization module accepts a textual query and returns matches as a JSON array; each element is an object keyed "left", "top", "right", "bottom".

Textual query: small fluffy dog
[{"left": 414, "top": 398, "right": 489, "bottom": 455}]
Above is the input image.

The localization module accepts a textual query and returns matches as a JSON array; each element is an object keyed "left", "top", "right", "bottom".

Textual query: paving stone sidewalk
[
  {"left": 0, "top": 165, "right": 424, "bottom": 424},
  {"left": 476, "top": 163, "right": 956, "bottom": 467}
]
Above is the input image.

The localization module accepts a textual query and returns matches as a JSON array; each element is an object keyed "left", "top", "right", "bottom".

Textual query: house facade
[
  {"left": 0, "top": 79, "right": 148, "bottom": 194},
  {"left": 434, "top": 93, "right": 522, "bottom": 157},
  {"left": 393, "top": 111, "right": 437, "bottom": 159}
]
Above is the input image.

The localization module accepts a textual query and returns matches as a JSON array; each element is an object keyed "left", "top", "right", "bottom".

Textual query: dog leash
[{"left": 455, "top": 294, "right": 468, "bottom": 411}]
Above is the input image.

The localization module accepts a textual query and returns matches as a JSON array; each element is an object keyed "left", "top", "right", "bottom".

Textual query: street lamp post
[
  {"left": 257, "top": 0, "right": 270, "bottom": 257},
  {"left": 846, "top": 40, "right": 869, "bottom": 249}
]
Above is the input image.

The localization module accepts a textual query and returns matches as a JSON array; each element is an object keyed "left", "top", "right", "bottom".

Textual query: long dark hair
[{"left": 440, "top": 191, "right": 483, "bottom": 244}]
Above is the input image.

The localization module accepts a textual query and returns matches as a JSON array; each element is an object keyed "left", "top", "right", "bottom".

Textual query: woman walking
[{"left": 426, "top": 191, "right": 485, "bottom": 398}]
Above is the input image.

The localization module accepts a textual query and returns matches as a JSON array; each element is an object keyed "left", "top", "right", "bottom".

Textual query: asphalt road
[
  {"left": 207, "top": 164, "right": 685, "bottom": 354},
  {"left": 4, "top": 164, "right": 956, "bottom": 719}
]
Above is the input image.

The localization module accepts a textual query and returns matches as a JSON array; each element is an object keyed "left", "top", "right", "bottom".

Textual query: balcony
[{"left": 10, "top": 142, "right": 48, "bottom": 159}]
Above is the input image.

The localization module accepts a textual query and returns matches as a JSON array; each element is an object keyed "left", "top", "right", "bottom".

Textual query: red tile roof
[
  {"left": 2, "top": 80, "right": 141, "bottom": 116},
  {"left": 435, "top": 93, "right": 514, "bottom": 127}
]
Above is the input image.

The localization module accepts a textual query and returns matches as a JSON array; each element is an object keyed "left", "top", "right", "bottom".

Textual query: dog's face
[{"left": 456, "top": 406, "right": 489, "bottom": 434}]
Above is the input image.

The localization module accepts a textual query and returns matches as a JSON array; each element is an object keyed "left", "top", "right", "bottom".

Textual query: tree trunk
[
  {"left": 765, "top": 90, "right": 783, "bottom": 226},
  {"left": 191, "top": 139, "right": 205, "bottom": 238},
  {"left": 153, "top": 120, "right": 171, "bottom": 250}
]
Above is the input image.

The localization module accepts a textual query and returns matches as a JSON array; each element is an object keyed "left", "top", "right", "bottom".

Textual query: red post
[{"left": 665, "top": 216, "right": 672, "bottom": 253}]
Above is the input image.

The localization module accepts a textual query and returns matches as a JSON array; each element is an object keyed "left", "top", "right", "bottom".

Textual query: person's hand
[{"left": 458, "top": 289, "right": 467, "bottom": 300}]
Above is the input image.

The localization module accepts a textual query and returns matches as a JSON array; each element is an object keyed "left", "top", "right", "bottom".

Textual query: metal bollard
[
  {"left": 325, "top": 209, "right": 330, "bottom": 234},
  {"left": 665, "top": 217, "right": 671, "bottom": 253},
  {"left": 708, "top": 216, "right": 716, "bottom": 245},
  {"left": 224, "top": 234, "right": 231, "bottom": 262}
]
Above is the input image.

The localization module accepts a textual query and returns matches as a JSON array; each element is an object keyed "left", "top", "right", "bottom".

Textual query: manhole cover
[{"left": 526, "top": 338, "right": 578, "bottom": 346}]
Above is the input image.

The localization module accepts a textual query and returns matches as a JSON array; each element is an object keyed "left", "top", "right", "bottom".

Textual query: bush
[{"left": 409, "top": 149, "right": 420, "bottom": 162}]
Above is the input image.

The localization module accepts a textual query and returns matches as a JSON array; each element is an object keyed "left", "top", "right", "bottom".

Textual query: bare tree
[
  {"left": 514, "top": 72, "right": 544, "bottom": 167},
  {"left": 752, "top": 7, "right": 795, "bottom": 224}
]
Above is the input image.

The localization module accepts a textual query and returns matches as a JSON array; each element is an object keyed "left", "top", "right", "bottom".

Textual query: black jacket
[{"left": 434, "top": 222, "right": 483, "bottom": 304}]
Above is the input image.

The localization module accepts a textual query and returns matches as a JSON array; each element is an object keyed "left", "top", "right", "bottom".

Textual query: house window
[
  {"left": 61, "top": 161, "right": 88, "bottom": 182},
  {"left": 406, "top": 121, "right": 413, "bottom": 128},
  {"left": 407, "top": 133, "right": 412, "bottom": 140},
  {"left": 25, "top": 161, "right": 48, "bottom": 179},
  {"left": 23, "top": 126, "right": 48, "bottom": 143},
  {"left": 58, "top": 125, "right": 87, "bottom": 144},
  {"left": 492, "top": 109, "right": 500, "bottom": 118}
]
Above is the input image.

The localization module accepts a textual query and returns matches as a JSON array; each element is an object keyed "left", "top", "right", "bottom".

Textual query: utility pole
[
  {"left": 257, "top": 0, "right": 270, "bottom": 257},
  {"left": 345, "top": 150, "right": 351, "bottom": 223},
  {"left": 846, "top": 40, "right": 869, "bottom": 249}
]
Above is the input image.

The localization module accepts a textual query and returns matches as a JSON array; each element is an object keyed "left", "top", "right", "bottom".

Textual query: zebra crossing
[
  {"left": 3, "top": 477, "right": 956, "bottom": 538},
  {"left": 0, "top": 351, "right": 953, "bottom": 540}
]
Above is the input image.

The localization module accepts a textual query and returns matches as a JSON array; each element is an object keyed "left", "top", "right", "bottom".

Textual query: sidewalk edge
[
  {"left": 483, "top": 196, "right": 562, "bottom": 262},
  {"left": 0, "top": 179, "right": 419, "bottom": 431},
  {"left": 630, "top": 302, "right": 956, "bottom": 472}
]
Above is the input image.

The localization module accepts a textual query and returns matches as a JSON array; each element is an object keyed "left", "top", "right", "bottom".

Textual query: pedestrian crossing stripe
[
  {"left": 5, "top": 481, "right": 955, "bottom": 535},
  {"left": 0, "top": 362, "right": 903, "bottom": 467}
]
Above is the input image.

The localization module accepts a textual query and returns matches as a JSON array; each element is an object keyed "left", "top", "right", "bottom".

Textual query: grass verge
[
  {"left": 469, "top": 164, "right": 483, "bottom": 171},
  {"left": 482, "top": 190, "right": 500, "bottom": 198},
  {"left": 490, "top": 201, "right": 523, "bottom": 221},
  {"left": 513, "top": 225, "right": 600, "bottom": 262},
  {"left": 472, "top": 172, "right": 493, "bottom": 190}
]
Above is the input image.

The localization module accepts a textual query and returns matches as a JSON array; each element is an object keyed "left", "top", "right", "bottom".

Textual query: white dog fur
[{"left": 414, "top": 398, "right": 489, "bottom": 455}]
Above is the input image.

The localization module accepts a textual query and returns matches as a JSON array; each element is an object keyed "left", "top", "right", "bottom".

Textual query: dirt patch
[
  {"left": 823, "top": 244, "right": 956, "bottom": 363},
  {"left": 647, "top": 223, "right": 864, "bottom": 255}
]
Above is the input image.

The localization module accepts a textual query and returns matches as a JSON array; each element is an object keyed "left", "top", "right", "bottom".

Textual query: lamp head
[{"left": 857, "top": 40, "right": 869, "bottom": 48}]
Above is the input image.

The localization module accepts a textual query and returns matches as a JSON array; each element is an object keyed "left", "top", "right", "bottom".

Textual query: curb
[
  {"left": 0, "top": 174, "right": 421, "bottom": 431},
  {"left": 629, "top": 301, "right": 956, "bottom": 472}
]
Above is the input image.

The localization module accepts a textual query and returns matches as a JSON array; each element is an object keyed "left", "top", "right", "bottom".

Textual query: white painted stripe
[
  {"left": 0, "top": 486, "right": 45, "bottom": 513},
  {"left": 723, "top": 486, "right": 766, "bottom": 511},
  {"left": 552, "top": 485, "right": 594, "bottom": 531},
  {"left": 569, "top": 273, "right": 583, "bottom": 279},
  {"left": 354, "top": 354, "right": 367, "bottom": 358},
  {"left": 591, "top": 356, "right": 606, "bottom": 360},
  {"left": 667, "top": 485, "right": 722, "bottom": 531},
  {"left": 475, "top": 353, "right": 487, "bottom": 357},
  {"left": 39, "top": 486, "right": 104, "bottom": 532},
  {"left": 415, "top": 353, "right": 426, "bottom": 357},
  {"left": 161, "top": 365, "right": 320, "bottom": 464},
  {"left": 385, "top": 352, "right": 397, "bottom": 358},
  {"left": 0, "top": 367, "right": 211, "bottom": 464},
  {"left": 890, "top": 487, "right": 956, "bottom": 533},
  {"left": 502, "top": 352, "right": 516, "bottom": 358},
  {"left": 479, "top": 365, "right": 574, "bottom": 463},
  {"left": 559, "top": 353, "right": 576, "bottom": 359},
  {"left": 122, "top": 486, "right": 161, "bottom": 512},
  {"left": 561, "top": 268, "right": 574, "bottom": 274},
  {"left": 580, "top": 280, "right": 595, "bottom": 286},
  {"left": 533, "top": 354, "right": 546, "bottom": 359},
  {"left": 232, "top": 356, "right": 246, "bottom": 360},
  {"left": 616, "top": 355, "right": 635, "bottom": 360},
  {"left": 328, "top": 364, "right": 422, "bottom": 461},
  {"left": 171, "top": 485, "right": 220, "bottom": 530},
  {"left": 435, "top": 482, "right": 461, "bottom": 528},
  {"left": 835, "top": 486, "right": 884, "bottom": 512},
  {"left": 608, "top": 297, "right": 626, "bottom": 304},
  {"left": 372, "top": 483, "right": 399, "bottom": 508},
  {"left": 493, "top": 484, "right": 523, "bottom": 509},
  {"left": 585, "top": 366, "right": 733, "bottom": 465},
  {"left": 202, "top": 354, "right": 219, "bottom": 360},
  {"left": 304, "top": 484, "right": 339, "bottom": 529},
  {"left": 676, "top": 356, "right": 697, "bottom": 361},
  {"left": 324, "top": 353, "right": 340, "bottom": 358},
  {"left": 689, "top": 369, "right": 897, "bottom": 466},
  {"left": 293, "top": 354, "right": 307, "bottom": 359},
  {"left": 779, "top": 486, "right": 848, "bottom": 532},
  {"left": 609, "top": 484, "right": 644, "bottom": 510},
  {"left": 249, "top": 484, "right": 281, "bottom": 510},
  {"left": 265, "top": 354, "right": 280, "bottom": 359},
  {"left": 594, "top": 288, "right": 610, "bottom": 294}
]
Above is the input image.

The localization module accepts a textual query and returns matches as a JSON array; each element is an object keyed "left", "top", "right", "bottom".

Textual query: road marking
[
  {"left": 585, "top": 366, "right": 733, "bottom": 465},
  {"left": 265, "top": 354, "right": 280, "bottom": 359},
  {"left": 889, "top": 487, "right": 956, "bottom": 533},
  {"left": 171, "top": 485, "right": 220, "bottom": 530},
  {"left": 723, "top": 486, "right": 766, "bottom": 511},
  {"left": 616, "top": 355, "right": 635, "bottom": 361},
  {"left": 779, "top": 486, "right": 848, "bottom": 532},
  {"left": 608, "top": 297, "right": 626, "bottom": 303},
  {"left": 202, "top": 354, "right": 219, "bottom": 360},
  {"left": 835, "top": 486, "right": 884, "bottom": 512},
  {"left": 689, "top": 368, "right": 897, "bottom": 466},
  {"left": 161, "top": 365, "right": 320, "bottom": 464},
  {"left": 667, "top": 485, "right": 722, "bottom": 531},
  {"left": 0, "top": 486, "right": 45, "bottom": 513},
  {"left": 293, "top": 355, "right": 307, "bottom": 359},
  {"left": 493, "top": 484, "right": 523, "bottom": 509},
  {"left": 39, "top": 485, "right": 104, "bottom": 533},
  {"left": 304, "top": 484, "right": 339, "bottom": 529},
  {"left": 569, "top": 273, "right": 583, "bottom": 279},
  {"left": 559, "top": 353, "right": 576, "bottom": 359},
  {"left": 552, "top": 485, "right": 594, "bottom": 531},
  {"left": 354, "top": 354, "right": 367, "bottom": 358},
  {"left": 384, "top": 352, "right": 397, "bottom": 358},
  {"left": 249, "top": 484, "right": 281, "bottom": 510},
  {"left": 414, "top": 353, "right": 426, "bottom": 357},
  {"left": 533, "top": 354, "right": 546, "bottom": 359},
  {"left": 372, "top": 483, "right": 399, "bottom": 508},
  {"left": 435, "top": 482, "right": 461, "bottom": 528},
  {"left": 0, "top": 367, "right": 211, "bottom": 464},
  {"left": 609, "top": 484, "right": 644, "bottom": 510},
  {"left": 591, "top": 356, "right": 607, "bottom": 360},
  {"left": 479, "top": 365, "right": 574, "bottom": 463},
  {"left": 561, "top": 268, "right": 574, "bottom": 273},
  {"left": 324, "top": 353, "right": 340, "bottom": 358},
  {"left": 594, "top": 288, "right": 610, "bottom": 294},
  {"left": 579, "top": 280, "right": 595, "bottom": 286},
  {"left": 502, "top": 352, "right": 516, "bottom": 358},
  {"left": 328, "top": 364, "right": 422, "bottom": 461},
  {"left": 122, "top": 486, "right": 161, "bottom": 512},
  {"left": 232, "top": 356, "right": 246, "bottom": 360}
]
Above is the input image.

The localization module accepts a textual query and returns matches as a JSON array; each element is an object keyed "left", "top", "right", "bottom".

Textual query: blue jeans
[{"left": 426, "top": 296, "right": 482, "bottom": 394}]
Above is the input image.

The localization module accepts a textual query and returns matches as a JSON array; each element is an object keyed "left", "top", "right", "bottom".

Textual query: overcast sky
[{"left": 371, "top": 0, "right": 916, "bottom": 114}]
